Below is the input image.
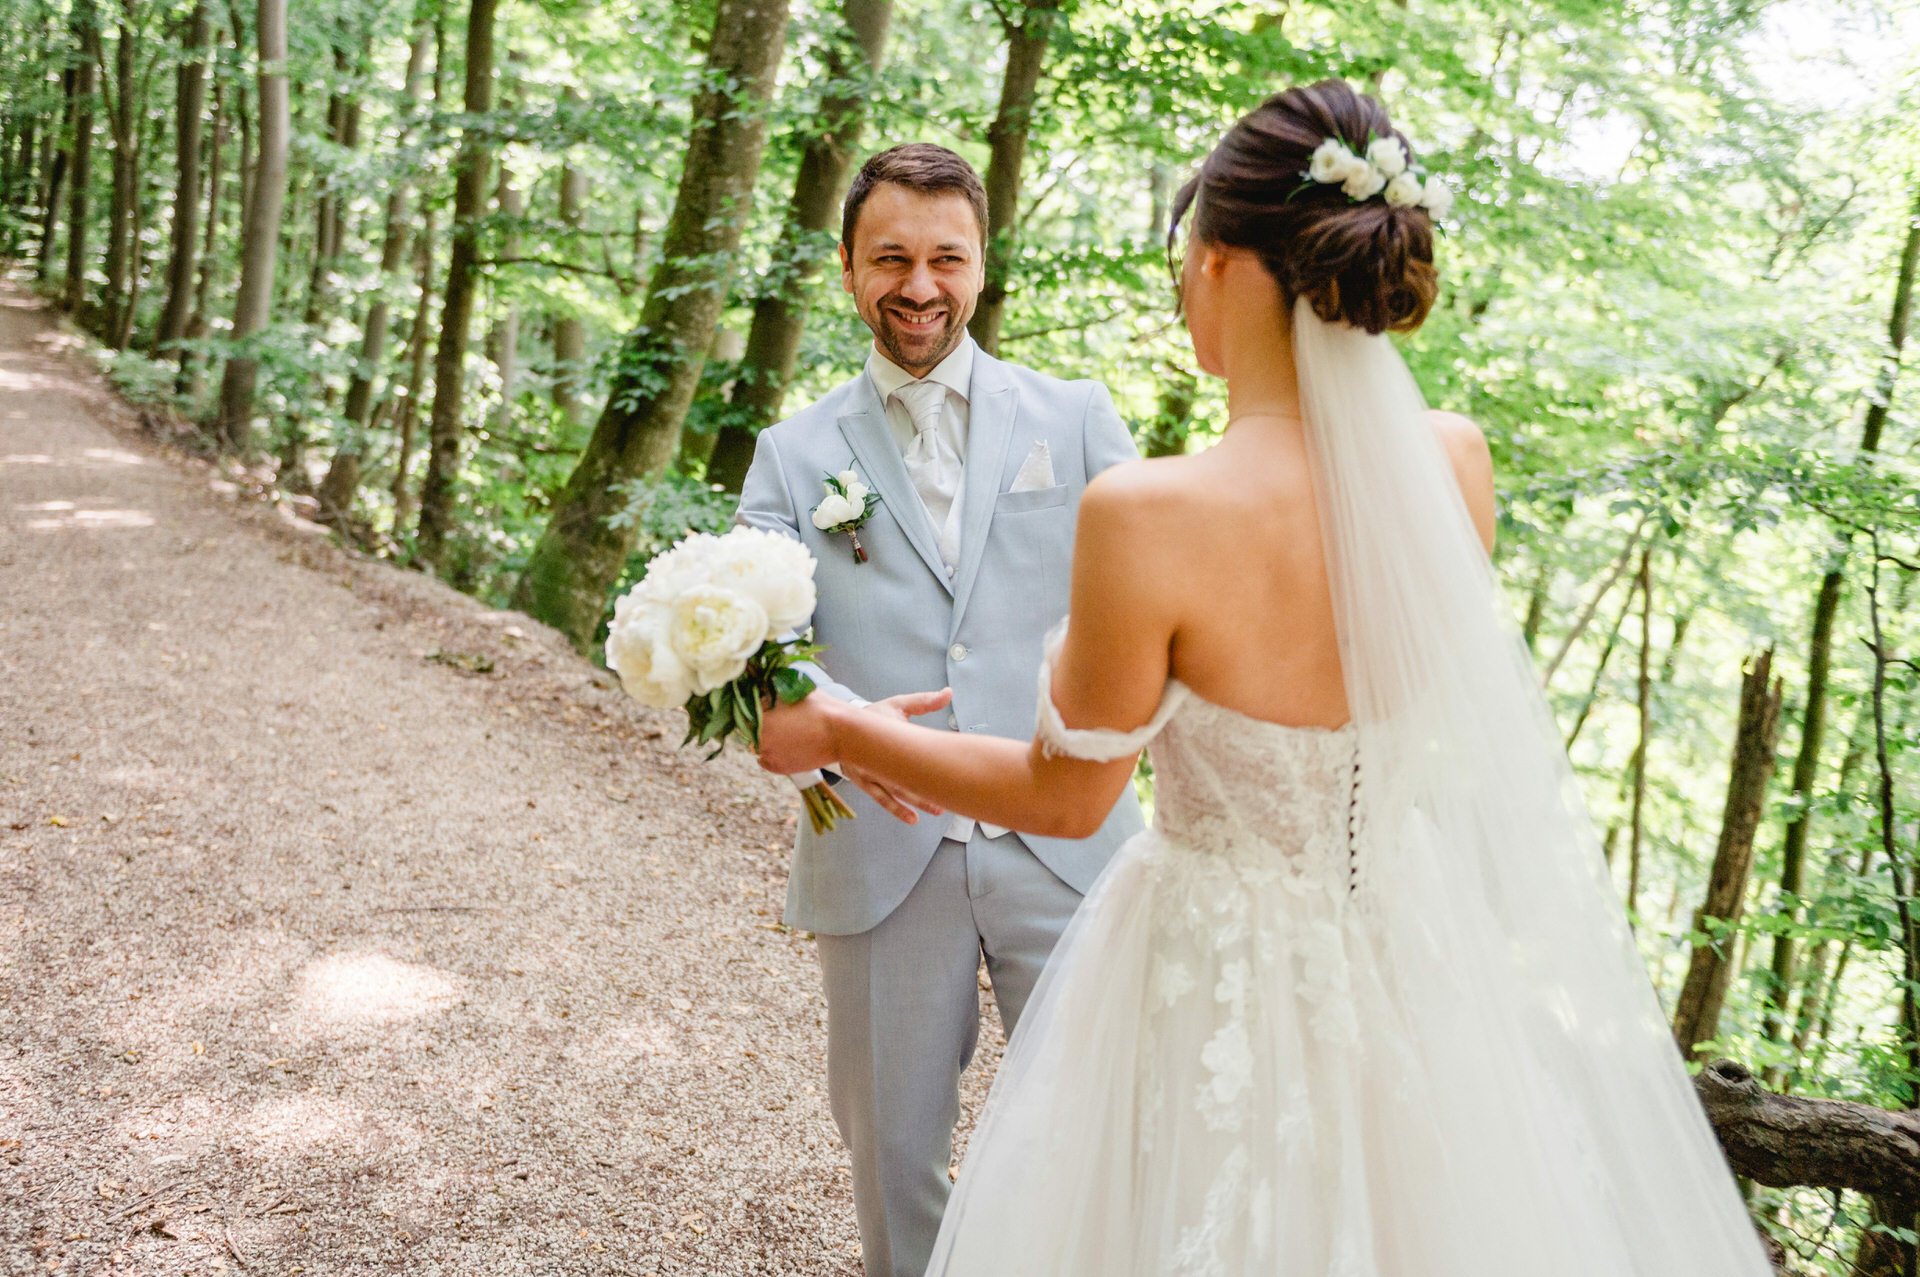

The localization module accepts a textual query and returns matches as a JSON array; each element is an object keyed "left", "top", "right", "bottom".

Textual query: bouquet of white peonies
[{"left": 605, "top": 525, "right": 856, "bottom": 833}]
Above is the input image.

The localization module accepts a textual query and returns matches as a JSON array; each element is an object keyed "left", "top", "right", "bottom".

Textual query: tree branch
[{"left": 1695, "top": 1059, "right": 1920, "bottom": 1209}]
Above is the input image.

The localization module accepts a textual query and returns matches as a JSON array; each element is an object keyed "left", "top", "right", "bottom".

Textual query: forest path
[{"left": 0, "top": 286, "right": 956, "bottom": 1275}]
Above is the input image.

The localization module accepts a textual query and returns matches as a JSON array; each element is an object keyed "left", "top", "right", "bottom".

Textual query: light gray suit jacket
[{"left": 736, "top": 348, "right": 1146, "bottom": 935}]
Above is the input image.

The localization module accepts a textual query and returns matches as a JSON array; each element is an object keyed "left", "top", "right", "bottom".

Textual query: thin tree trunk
[
  {"left": 413, "top": 0, "right": 498, "bottom": 566},
  {"left": 214, "top": 0, "right": 288, "bottom": 452},
  {"left": 179, "top": 66, "right": 222, "bottom": 396},
  {"left": 703, "top": 0, "right": 895, "bottom": 491},
  {"left": 1141, "top": 365, "right": 1196, "bottom": 458},
  {"left": 1671, "top": 649, "right": 1785, "bottom": 1057},
  {"left": 1540, "top": 515, "right": 1649, "bottom": 685},
  {"left": 317, "top": 18, "right": 431, "bottom": 531},
  {"left": 153, "top": 0, "right": 209, "bottom": 355},
  {"left": 967, "top": 0, "right": 1061, "bottom": 354},
  {"left": 1764, "top": 184, "right": 1920, "bottom": 1047},
  {"left": 36, "top": 64, "right": 70, "bottom": 281},
  {"left": 390, "top": 204, "right": 437, "bottom": 527},
  {"left": 1520, "top": 561, "right": 1549, "bottom": 651},
  {"left": 63, "top": 3, "right": 96, "bottom": 314},
  {"left": 511, "top": 0, "right": 794, "bottom": 644},
  {"left": 102, "top": 9, "right": 136, "bottom": 345},
  {"left": 1564, "top": 567, "right": 1642, "bottom": 751},
  {"left": 550, "top": 85, "right": 587, "bottom": 425},
  {"left": 485, "top": 146, "right": 521, "bottom": 428},
  {"left": 1626, "top": 545, "right": 1654, "bottom": 917}
]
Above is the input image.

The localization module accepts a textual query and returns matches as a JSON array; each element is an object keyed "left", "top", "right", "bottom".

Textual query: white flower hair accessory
[{"left": 1301, "top": 135, "right": 1453, "bottom": 221}]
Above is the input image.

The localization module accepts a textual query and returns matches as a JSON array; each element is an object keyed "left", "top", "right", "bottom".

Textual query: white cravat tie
[{"left": 893, "top": 379, "right": 963, "bottom": 574}]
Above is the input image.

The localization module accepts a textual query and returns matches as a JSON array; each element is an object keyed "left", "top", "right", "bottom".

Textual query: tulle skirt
[{"left": 924, "top": 815, "right": 1766, "bottom": 1276}]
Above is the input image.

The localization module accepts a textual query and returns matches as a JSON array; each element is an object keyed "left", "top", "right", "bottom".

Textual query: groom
[{"left": 735, "top": 143, "right": 1144, "bottom": 1276}]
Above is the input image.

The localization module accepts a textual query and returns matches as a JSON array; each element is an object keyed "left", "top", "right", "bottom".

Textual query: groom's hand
[{"left": 840, "top": 690, "right": 953, "bottom": 824}]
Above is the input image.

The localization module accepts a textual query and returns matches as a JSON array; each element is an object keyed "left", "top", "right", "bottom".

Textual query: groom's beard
[{"left": 872, "top": 293, "right": 968, "bottom": 374}]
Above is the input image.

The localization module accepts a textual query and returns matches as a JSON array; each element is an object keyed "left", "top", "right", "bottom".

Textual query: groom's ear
[{"left": 839, "top": 242, "right": 855, "bottom": 293}]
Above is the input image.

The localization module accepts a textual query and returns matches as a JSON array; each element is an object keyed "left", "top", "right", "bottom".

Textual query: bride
[{"left": 757, "top": 80, "right": 1775, "bottom": 1276}]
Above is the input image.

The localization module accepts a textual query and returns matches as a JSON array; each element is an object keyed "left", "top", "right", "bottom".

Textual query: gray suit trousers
[{"left": 817, "top": 829, "right": 1082, "bottom": 1277}]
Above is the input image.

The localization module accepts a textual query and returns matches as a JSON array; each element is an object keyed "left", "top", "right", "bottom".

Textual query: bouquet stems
[{"left": 801, "top": 780, "right": 856, "bottom": 834}]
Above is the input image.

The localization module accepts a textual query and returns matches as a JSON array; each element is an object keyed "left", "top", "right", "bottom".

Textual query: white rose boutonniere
[{"left": 810, "top": 469, "right": 882, "bottom": 563}]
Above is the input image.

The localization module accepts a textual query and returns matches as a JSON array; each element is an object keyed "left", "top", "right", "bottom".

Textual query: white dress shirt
[{"left": 863, "top": 337, "right": 1005, "bottom": 844}]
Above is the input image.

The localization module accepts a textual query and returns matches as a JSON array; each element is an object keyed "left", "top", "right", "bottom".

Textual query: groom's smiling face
[{"left": 840, "top": 183, "right": 985, "bottom": 376}]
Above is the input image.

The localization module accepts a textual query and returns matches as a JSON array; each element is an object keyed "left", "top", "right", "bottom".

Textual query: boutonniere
[{"left": 810, "top": 469, "right": 881, "bottom": 563}]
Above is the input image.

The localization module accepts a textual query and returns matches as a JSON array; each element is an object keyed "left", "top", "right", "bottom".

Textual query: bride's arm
[{"left": 756, "top": 466, "right": 1182, "bottom": 838}]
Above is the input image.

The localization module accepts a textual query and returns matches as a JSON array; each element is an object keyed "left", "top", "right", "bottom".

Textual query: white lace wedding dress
[{"left": 922, "top": 304, "right": 1777, "bottom": 1276}]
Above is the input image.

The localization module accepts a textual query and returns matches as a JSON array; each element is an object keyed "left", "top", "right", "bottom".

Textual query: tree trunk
[
  {"left": 1763, "top": 184, "right": 1920, "bottom": 1046},
  {"left": 485, "top": 149, "right": 522, "bottom": 428},
  {"left": 967, "top": 0, "right": 1061, "bottom": 355},
  {"left": 1671, "top": 649, "right": 1784, "bottom": 1056},
  {"left": 153, "top": 0, "right": 210, "bottom": 356},
  {"left": 102, "top": 11, "right": 136, "bottom": 346},
  {"left": 317, "top": 19, "right": 432, "bottom": 531},
  {"left": 390, "top": 204, "right": 437, "bottom": 527},
  {"left": 551, "top": 88, "right": 587, "bottom": 425},
  {"left": 36, "top": 64, "right": 70, "bottom": 281},
  {"left": 1141, "top": 366, "right": 1196, "bottom": 457},
  {"left": 1626, "top": 545, "right": 1654, "bottom": 916},
  {"left": 1563, "top": 569, "right": 1641, "bottom": 751},
  {"left": 302, "top": 38, "right": 357, "bottom": 327},
  {"left": 412, "top": 0, "right": 499, "bottom": 566},
  {"left": 214, "top": 0, "right": 288, "bottom": 452},
  {"left": 1540, "top": 515, "right": 1649, "bottom": 685},
  {"left": 703, "top": 0, "right": 895, "bottom": 492},
  {"left": 62, "top": 4, "right": 95, "bottom": 314},
  {"left": 179, "top": 66, "right": 223, "bottom": 396},
  {"left": 510, "top": 0, "right": 793, "bottom": 645}
]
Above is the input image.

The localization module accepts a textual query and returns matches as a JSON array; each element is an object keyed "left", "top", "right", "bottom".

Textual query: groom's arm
[
  {"left": 735, "top": 428, "right": 864, "bottom": 708},
  {"left": 1082, "top": 383, "right": 1141, "bottom": 481}
]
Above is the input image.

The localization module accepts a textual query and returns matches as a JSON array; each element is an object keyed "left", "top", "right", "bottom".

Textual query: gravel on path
[{"left": 0, "top": 288, "right": 1000, "bottom": 1275}]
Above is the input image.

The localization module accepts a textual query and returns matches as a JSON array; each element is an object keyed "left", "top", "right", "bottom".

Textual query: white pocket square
[{"left": 1009, "top": 441, "right": 1057, "bottom": 493}]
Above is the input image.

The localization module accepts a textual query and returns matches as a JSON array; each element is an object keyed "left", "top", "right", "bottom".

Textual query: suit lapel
[
  {"left": 949, "top": 352, "right": 1020, "bottom": 637},
  {"left": 835, "top": 374, "right": 954, "bottom": 593}
]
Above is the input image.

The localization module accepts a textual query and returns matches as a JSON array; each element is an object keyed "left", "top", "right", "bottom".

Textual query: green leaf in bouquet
[{"left": 771, "top": 666, "right": 817, "bottom": 705}]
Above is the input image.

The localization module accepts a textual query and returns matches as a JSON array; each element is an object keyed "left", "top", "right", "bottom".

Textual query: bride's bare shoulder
[
  {"left": 1080, "top": 454, "right": 1211, "bottom": 524},
  {"left": 1426, "top": 410, "right": 1496, "bottom": 549}
]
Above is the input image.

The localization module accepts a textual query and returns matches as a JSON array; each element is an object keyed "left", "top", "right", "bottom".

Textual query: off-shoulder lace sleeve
[{"left": 1035, "top": 619, "right": 1188, "bottom": 761}]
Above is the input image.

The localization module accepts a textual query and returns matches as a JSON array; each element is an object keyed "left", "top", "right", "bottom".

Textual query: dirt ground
[{"left": 0, "top": 286, "right": 999, "bottom": 1275}]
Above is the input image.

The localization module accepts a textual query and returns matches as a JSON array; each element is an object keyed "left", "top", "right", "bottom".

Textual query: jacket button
[{"left": 949, "top": 643, "right": 969, "bottom": 662}]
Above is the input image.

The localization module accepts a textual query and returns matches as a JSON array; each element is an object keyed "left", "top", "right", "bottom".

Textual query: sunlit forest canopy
[{"left": 4, "top": 0, "right": 1920, "bottom": 1267}]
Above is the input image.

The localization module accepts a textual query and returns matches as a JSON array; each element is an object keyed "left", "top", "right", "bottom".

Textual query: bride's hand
[{"left": 756, "top": 691, "right": 845, "bottom": 777}]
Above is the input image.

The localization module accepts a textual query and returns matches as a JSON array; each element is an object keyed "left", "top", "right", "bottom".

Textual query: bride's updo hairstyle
[{"left": 1171, "top": 80, "right": 1438, "bottom": 335}]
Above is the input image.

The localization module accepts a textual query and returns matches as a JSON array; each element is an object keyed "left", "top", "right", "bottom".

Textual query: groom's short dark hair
[{"left": 841, "top": 144, "right": 990, "bottom": 252}]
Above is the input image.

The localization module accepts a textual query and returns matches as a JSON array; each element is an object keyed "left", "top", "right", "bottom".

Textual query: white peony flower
[
  {"left": 667, "top": 585, "right": 769, "bottom": 694},
  {"left": 1308, "top": 139, "right": 1359, "bottom": 185},
  {"left": 1384, "top": 172, "right": 1425, "bottom": 208},
  {"left": 835, "top": 468, "right": 861, "bottom": 489},
  {"left": 812, "top": 493, "right": 858, "bottom": 531},
  {"left": 1366, "top": 136, "right": 1409, "bottom": 178},
  {"left": 1418, "top": 178, "right": 1454, "bottom": 220},
  {"left": 605, "top": 602, "right": 694, "bottom": 708},
  {"left": 844, "top": 480, "right": 869, "bottom": 506},
  {"left": 706, "top": 525, "right": 817, "bottom": 634},
  {"left": 1342, "top": 162, "right": 1388, "bottom": 202}
]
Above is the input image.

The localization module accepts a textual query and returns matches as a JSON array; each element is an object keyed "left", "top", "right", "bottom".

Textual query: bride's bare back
[{"left": 1048, "top": 405, "right": 1494, "bottom": 739}]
